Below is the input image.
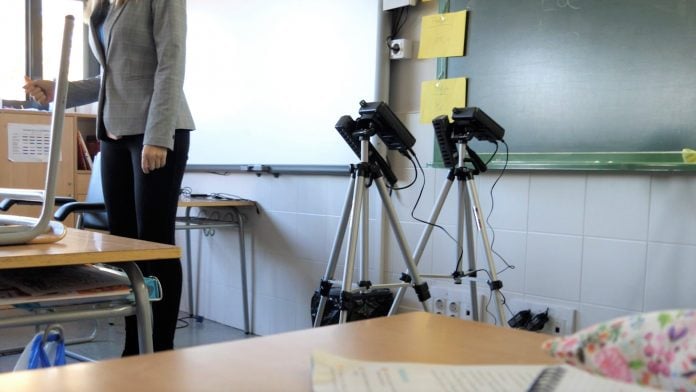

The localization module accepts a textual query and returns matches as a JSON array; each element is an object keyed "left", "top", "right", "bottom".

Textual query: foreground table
[{"left": 0, "top": 312, "right": 558, "bottom": 391}]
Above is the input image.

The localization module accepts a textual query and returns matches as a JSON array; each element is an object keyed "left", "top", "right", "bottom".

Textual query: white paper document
[
  {"left": 311, "top": 351, "right": 650, "bottom": 392},
  {"left": 7, "top": 122, "right": 54, "bottom": 162}
]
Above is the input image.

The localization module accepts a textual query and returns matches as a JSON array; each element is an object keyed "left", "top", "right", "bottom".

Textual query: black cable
[
  {"left": 499, "top": 289, "right": 514, "bottom": 315},
  {"left": 409, "top": 151, "right": 427, "bottom": 219},
  {"left": 387, "top": 7, "right": 409, "bottom": 41},
  {"left": 484, "top": 140, "right": 515, "bottom": 275},
  {"left": 176, "top": 317, "right": 190, "bottom": 329},
  {"left": 387, "top": 150, "right": 418, "bottom": 191},
  {"left": 484, "top": 289, "right": 496, "bottom": 325},
  {"left": 385, "top": 7, "right": 410, "bottom": 53},
  {"left": 484, "top": 142, "right": 499, "bottom": 165},
  {"left": 405, "top": 151, "right": 462, "bottom": 265}
]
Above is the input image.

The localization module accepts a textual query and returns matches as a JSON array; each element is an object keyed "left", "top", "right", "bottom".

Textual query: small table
[
  {"left": 0, "top": 228, "right": 180, "bottom": 354},
  {"left": 0, "top": 312, "right": 559, "bottom": 391},
  {"left": 176, "top": 197, "right": 257, "bottom": 334}
]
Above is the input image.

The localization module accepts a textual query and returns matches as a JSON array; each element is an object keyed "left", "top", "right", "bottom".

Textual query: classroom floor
[{"left": 0, "top": 312, "right": 251, "bottom": 372}]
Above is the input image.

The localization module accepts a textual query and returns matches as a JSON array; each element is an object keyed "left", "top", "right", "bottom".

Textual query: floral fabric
[{"left": 542, "top": 309, "right": 696, "bottom": 391}]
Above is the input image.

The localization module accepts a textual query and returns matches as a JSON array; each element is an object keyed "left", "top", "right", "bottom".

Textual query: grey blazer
[{"left": 67, "top": 0, "right": 195, "bottom": 150}]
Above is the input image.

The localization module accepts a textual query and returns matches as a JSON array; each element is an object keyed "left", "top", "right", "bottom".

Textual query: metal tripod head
[
  {"left": 455, "top": 138, "right": 488, "bottom": 175},
  {"left": 335, "top": 116, "right": 398, "bottom": 186},
  {"left": 354, "top": 129, "right": 376, "bottom": 164}
]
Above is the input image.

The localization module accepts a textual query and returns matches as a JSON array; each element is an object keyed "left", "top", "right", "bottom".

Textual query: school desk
[
  {"left": 0, "top": 228, "right": 180, "bottom": 354},
  {"left": 176, "top": 197, "right": 257, "bottom": 334}
]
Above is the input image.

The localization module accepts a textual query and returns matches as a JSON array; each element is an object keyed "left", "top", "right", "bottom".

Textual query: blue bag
[{"left": 14, "top": 325, "right": 66, "bottom": 371}]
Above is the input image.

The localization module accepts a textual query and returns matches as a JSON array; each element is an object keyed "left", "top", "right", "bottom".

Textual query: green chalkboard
[{"left": 438, "top": 0, "right": 696, "bottom": 170}]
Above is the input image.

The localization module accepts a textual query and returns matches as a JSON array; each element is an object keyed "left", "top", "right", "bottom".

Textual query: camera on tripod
[
  {"left": 433, "top": 107, "right": 505, "bottom": 170},
  {"left": 334, "top": 100, "right": 416, "bottom": 186},
  {"left": 314, "top": 101, "right": 431, "bottom": 326}
]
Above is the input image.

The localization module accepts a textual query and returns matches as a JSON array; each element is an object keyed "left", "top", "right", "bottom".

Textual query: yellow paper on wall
[
  {"left": 418, "top": 11, "right": 467, "bottom": 59},
  {"left": 420, "top": 77, "right": 467, "bottom": 124}
]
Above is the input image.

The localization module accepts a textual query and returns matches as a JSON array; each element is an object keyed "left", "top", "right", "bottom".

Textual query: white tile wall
[
  {"left": 528, "top": 174, "right": 586, "bottom": 235},
  {"left": 577, "top": 304, "right": 639, "bottom": 330},
  {"left": 584, "top": 175, "right": 650, "bottom": 241},
  {"left": 580, "top": 237, "right": 646, "bottom": 310},
  {"left": 525, "top": 232, "right": 583, "bottom": 301},
  {"left": 482, "top": 229, "right": 527, "bottom": 293},
  {"left": 649, "top": 176, "right": 696, "bottom": 245},
  {"left": 644, "top": 242, "right": 696, "bottom": 310},
  {"left": 477, "top": 173, "right": 531, "bottom": 232},
  {"left": 181, "top": 167, "right": 696, "bottom": 336}
]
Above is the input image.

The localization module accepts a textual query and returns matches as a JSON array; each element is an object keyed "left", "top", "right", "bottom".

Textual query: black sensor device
[
  {"left": 451, "top": 107, "right": 505, "bottom": 142},
  {"left": 432, "top": 114, "right": 457, "bottom": 169},
  {"left": 335, "top": 115, "right": 398, "bottom": 186},
  {"left": 356, "top": 100, "right": 416, "bottom": 152}
]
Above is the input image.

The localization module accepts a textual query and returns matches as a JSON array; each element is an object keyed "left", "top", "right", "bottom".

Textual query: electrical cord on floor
[{"left": 176, "top": 317, "right": 191, "bottom": 329}]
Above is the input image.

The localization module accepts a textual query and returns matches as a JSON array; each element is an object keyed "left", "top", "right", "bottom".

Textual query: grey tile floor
[{"left": 0, "top": 312, "right": 251, "bottom": 373}]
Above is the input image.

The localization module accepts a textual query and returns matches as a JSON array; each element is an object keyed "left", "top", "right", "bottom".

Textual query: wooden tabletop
[
  {"left": 0, "top": 228, "right": 180, "bottom": 269},
  {"left": 178, "top": 197, "right": 256, "bottom": 208},
  {"left": 0, "top": 312, "right": 559, "bottom": 391}
]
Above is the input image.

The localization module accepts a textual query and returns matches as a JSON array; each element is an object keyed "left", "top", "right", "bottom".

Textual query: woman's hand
[
  {"left": 23, "top": 76, "right": 55, "bottom": 105},
  {"left": 141, "top": 144, "right": 168, "bottom": 174}
]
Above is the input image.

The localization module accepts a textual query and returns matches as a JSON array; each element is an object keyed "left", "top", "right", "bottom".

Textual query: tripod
[
  {"left": 390, "top": 139, "right": 507, "bottom": 326},
  {"left": 313, "top": 133, "right": 431, "bottom": 326}
]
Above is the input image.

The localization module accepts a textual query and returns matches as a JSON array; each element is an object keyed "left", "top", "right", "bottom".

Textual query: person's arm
[
  {"left": 144, "top": 0, "right": 187, "bottom": 150},
  {"left": 66, "top": 76, "right": 100, "bottom": 108},
  {"left": 139, "top": 0, "right": 187, "bottom": 173},
  {"left": 23, "top": 76, "right": 100, "bottom": 108}
]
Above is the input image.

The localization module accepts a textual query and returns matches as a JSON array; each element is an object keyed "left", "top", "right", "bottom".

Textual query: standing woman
[{"left": 24, "top": 0, "right": 195, "bottom": 355}]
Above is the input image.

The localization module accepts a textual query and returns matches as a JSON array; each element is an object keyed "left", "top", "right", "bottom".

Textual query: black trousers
[{"left": 100, "top": 130, "right": 189, "bottom": 356}]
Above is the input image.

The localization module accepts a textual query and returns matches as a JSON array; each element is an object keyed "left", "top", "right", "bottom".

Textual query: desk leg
[
  {"left": 234, "top": 208, "right": 251, "bottom": 335},
  {"left": 120, "top": 262, "right": 154, "bottom": 354},
  {"left": 184, "top": 206, "right": 197, "bottom": 320}
]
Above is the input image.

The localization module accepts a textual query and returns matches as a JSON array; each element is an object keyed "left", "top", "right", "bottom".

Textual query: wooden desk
[
  {"left": 176, "top": 197, "right": 257, "bottom": 334},
  {"left": 0, "top": 312, "right": 558, "bottom": 391},
  {"left": 0, "top": 228, "right": 180, "bottom": 353}
]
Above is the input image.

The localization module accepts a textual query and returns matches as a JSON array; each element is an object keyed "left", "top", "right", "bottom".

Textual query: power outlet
[
  {"left": 430, "top": 287, "right": 448, "bottom": 316},
  {"left": 446, "top": 299, "right": 460, "bottom": 318},
  {"left": 389, "top": 38, "right": 413, "bottom": 60},
  {"left": 448, "top": 287, "right": 475, "bottom": 321}
]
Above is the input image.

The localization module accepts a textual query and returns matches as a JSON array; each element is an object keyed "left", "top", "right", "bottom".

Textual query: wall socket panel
[
  {"left": 428, "top": 285, "right": 477, "bottom": 321},
  {"left": 389, "top": 38, "right": 413, "bottom": 60},
  {"left": 447, "top": 287, "right": 475, "bottom": 321},
  {"left": 507, "top": 299, "right": 577, "bottom": 336}
]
